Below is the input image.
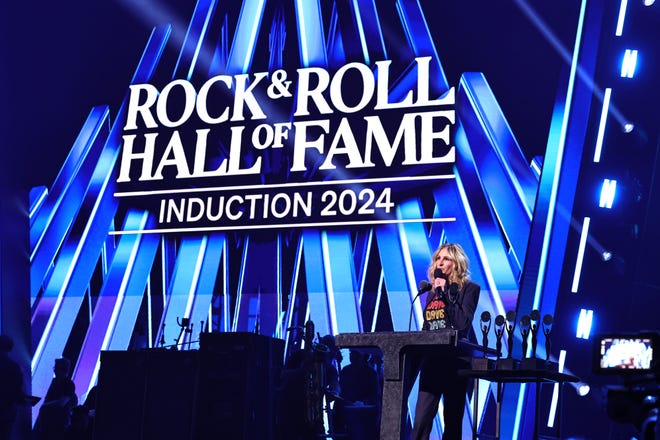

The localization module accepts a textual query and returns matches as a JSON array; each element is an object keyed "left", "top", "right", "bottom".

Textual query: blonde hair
[{"left": 426, "top": 243, "right": 470, "bottom": 289}]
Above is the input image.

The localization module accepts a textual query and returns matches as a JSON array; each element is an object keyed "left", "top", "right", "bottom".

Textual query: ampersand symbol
[{"left": 267, "top": 69, "right": 292, "bottom": 99}]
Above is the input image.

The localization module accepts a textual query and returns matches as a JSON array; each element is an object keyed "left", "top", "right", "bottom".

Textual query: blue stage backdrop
[{"left": 16, "top": 0, "right": 653, "bottom": 438}]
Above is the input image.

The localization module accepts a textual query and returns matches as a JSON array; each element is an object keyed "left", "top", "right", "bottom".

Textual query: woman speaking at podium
[{"left": 411, "top": 243, "right": 481, "bottom": 440}]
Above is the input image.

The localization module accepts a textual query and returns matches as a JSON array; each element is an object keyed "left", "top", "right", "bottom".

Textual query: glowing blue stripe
[
  {"left": 534, "top": 0, "right": 588, "bottom": 307},
  {"left": 81, "top": 210, "right": 157, "bottom": 393},
  {"left": 186, "top": 236, "right": 225, "bottom": 344},
  {"left": 177, "top": 0, "right": 216, "bottom": 80},
  {"left": 458, "top": 73, "right": 537, "bottom": 273},
  {"left": 351, "top": 0, "right": 370, "bottom": 63},
  {"left": 283, "top": 238, "right": 304, "bottom": 353},
  {"left": 29, "top": 187, "right": 48, "bottom": 224},
  {"left": 395, "top": 0, "right": 448, "bottom": 89},
  {"left": 31, "top": 149, "right": 120, "bottom": 423},
  {"left": 232, "top": 235, "right": 249, "bottom": 332},
  {"left": 615, "top": 0, "right": 628, "bottom": 36},
  {"left": 179, "top": 238, "right": 207, "bottom": 345},
  {"left": 30, "top": 107, "right": 110, "bottom": 300},
  {"left": 593, "top": 88, "right": 611, "bottom": 162},
  {"left": 294, "top": 0, "right": 326, "bottom": 67},
  {"left": 321, "top": 232, "right": 338, "bottom": 335},
  {"left": 131, "top": 25, "right": 172, "bottom": 84},
  {"left": 396, "top": 200, "right": 436, "bottom": 329},
  {"left": 571, "top": 217, "right": 590, "bottom": 293},
  {"left": 227, "top": 0, "right": 266, "bottom": 73},
  {"left": 155, "top": 237, "right": 207, "bottom": 345},
  {"left": 547, "top": 350, "right": 567, "bottom": 427},
  {"left": 374, "top": 223, "right": 420, "bottom": 330},
  {"left": 512, "top": 382, "right": 527, "bottom": 440},
  {"left": 454, "top": 172, "right": 506, "bottom": 316},
  {"left": 371, "top": 272, "right": 384, "bottom": 332},
  {"left": 302, "top": 230, "right": 332, "bottom": 334}
]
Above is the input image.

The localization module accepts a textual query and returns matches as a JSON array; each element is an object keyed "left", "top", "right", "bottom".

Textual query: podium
[{"left": 335, "top": 330, "right": 458, "bottom": 440}]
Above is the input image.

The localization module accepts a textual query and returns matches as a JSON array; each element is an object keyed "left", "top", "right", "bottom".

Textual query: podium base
[
  {"left": 471, "top": 357, "right": 495, "bottom": 371},
  {"left": 496, "top": 358, "right": 519, "bottom": 370},
  {"left": 520, "top": 357, "right": 558, "bottom": 371}
]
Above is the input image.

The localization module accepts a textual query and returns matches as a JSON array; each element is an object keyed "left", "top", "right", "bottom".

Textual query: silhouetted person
[
  {"left": 34, "top": 357, "right": 78, "bottom": 440},
  {"left": 335, "top": 349, "right": 381, "bottom": 440},
  {"left": 276, "top": 324, "right": 342, "bottom": 439},
  {"left": 277, "top": 322, "right": 319, "bottom": 440},
  {"left": 0, "top": 334, "right": 24, "bottom": 440}
]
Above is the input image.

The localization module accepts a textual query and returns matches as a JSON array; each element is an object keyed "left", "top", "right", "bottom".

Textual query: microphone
[
  {"left": 433, "top": 268, "right": 444, "bottom": 297},
  {"left": 417, "top": 280, "right": 432, "bottom": 295},
  {"left": 408, "top": 280, "right": 432, "bottom": 331}
]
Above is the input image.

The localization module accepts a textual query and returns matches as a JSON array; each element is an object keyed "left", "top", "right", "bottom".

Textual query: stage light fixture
[
  {"left": 576, "top": 308, "right": 593, "bottom": 340},
  {"left": 623, "top": 122, "right": 635, "bottom": 133},
  {"left": 601, "top": 251, "right": 612, "bottom": 261},
  {"left": 577, "top": 383, "right": 591, "bottom": 396},
  {"left": 620, "top": 49, "right": 638, "bottom": 78},
  {"left": 643, "top": 0, "right": 655, "bottom": 6},
  {"left": 599, "top": 179, "right": 617, "bottom": 209}
]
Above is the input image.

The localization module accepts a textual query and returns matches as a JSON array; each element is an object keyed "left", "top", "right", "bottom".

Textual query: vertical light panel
[
  {"left": 620, "top": 49, "right": 638, "bottom": 78},
  {"left": 576, "top": 309, "right": 593, "bottom": 339},
  {"left": 547, "top": 350, "right": 567, "bottom": 428},
  {"left": 227, "top": 0, "right": 267, "bottom": 73},
  {"left": 294, "top": 0, "right": 327, "bottom": 67},
  {"left": 571, "top": 217, "right": 590, "bottom": 293},
  {"left": 593, "top": 88, "right": 611, "bottom": 163},
  {"left": 599, "top": 179, "right": 617, "bottom": 208},
  {"left": 615, "top": 0, "right": 628, "bottom": 36}
]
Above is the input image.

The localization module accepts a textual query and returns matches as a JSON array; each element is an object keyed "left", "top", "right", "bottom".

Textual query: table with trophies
[{"left": 461, "top": 310, "right": 579, "bottom": 440}]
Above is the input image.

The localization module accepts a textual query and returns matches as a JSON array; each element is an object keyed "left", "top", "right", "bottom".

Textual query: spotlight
[
  {"left": 623, "top": 122, "right": 635, "bottom": 133},
  {"left": 601, "top": 251, "right": 612, "bottom": 261},
  {"left": 643, "top": 0, "right": 655, "bottom": 6}
]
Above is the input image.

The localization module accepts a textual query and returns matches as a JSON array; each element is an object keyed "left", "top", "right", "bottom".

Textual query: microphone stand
[{"left": 408, "top": 281, "right": 431, "bottom": 331}]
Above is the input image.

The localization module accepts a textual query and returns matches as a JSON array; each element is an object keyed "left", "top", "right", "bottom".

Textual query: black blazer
[{"left": 422, "top": 280, "right": 481, "bottom": 342}]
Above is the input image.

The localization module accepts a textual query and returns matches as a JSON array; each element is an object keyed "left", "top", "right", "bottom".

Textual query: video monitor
[{"left": 594, "top": 333, "right": 658, "bottom": 374}]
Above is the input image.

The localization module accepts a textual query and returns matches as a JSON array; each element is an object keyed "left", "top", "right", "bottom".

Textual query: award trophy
[
  {"left": 494, "top": 315, "right": 505, "bottom": 361},
  {"left": 471, "top": 311, "right": 495, "bottom": 370},
  {"left": 520, "top": 309, "right": 548, "bottom": 370},
  {"left": 496, "top": 310, "right": 519, "bottom": 370},
  {"left": 518, "top": 315, "right": 532, "bottom": 369},
  {"left": 542, "top": 314, "right": 559, "bottom": 371}
]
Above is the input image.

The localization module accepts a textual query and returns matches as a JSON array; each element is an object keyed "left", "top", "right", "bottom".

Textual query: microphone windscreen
[
  {"left": 418, "top": 280, "right": 431, "bottom": 292},
  {"left": 433, "top": 268, "right": 443, "bottom": 279}
]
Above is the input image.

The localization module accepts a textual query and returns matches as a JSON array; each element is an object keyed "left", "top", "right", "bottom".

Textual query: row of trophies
[{"left": 472, "top": 309, "right": 558, "bottom": 371}]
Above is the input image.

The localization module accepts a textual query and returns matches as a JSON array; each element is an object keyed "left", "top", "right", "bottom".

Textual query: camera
[{"left": 594, "top": 332, "right": 660, "bottom": 440}]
